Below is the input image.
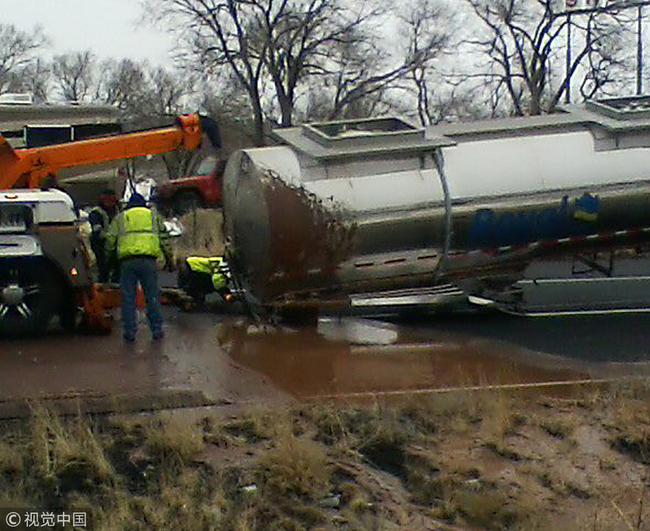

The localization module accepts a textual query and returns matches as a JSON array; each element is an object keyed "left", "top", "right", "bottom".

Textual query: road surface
[{"left": 1, "top": 305, "right": 648, "bottom": 417}]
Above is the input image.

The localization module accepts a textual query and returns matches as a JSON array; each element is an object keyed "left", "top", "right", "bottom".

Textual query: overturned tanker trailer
[{"left": 222, "top": 96, "right": 650, "bottom": 317}]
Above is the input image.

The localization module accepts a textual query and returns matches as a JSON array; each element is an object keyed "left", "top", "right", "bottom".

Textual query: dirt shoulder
[{"left": 0, "top": 382, "right": 649, "bottom": 530}]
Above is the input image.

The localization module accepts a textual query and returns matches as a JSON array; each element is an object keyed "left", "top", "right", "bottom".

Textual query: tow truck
[{"left": 0, "top": 114, "right": 220, "bottom": 335}]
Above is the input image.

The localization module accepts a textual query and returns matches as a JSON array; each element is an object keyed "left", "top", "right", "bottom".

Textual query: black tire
[
  {"left": 173, "top": 190, "right": 203, "bottom": 215},
  {"left": 0, "top": 258, "right": 64, "bottom": 336},
  {"left": 59, "top": 297, "right": 80, "bottom": 333}
]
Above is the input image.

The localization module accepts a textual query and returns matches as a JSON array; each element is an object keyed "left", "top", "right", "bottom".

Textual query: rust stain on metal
[{"left": 262, "top": 169, "right": 356, "bottom": 300}]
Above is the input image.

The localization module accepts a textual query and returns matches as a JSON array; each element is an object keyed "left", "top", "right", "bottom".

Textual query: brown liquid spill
[
  {"left": 218, "top": 317, "right": 597, "bottom": 399},
  {"left": 0, "top": 312, "right": 624, "bottom": 410}
]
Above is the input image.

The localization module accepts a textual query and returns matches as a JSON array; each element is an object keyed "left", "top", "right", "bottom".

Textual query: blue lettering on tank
[
  {"left": 470, "top": 209, "right": 495, "bottom": 243},
  {"left": 469, "top": 194, "right": 599, "bottom": 247}
]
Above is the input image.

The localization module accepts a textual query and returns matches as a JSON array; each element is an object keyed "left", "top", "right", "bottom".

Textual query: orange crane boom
[
  {"left": 0, "top": 114, "right": 220, "bottom": 189},
  {"left": 0, "top": 112, "right": 221, "bottom": 336}
]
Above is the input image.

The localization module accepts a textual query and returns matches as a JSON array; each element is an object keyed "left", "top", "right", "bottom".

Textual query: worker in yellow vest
[
  {"left": 88, "top": 189, "right": 118, "bottom": 282},
  {"left": 105, "top": 192, "right": 174, "bottom": 342},
  {"left": 178, "top": 255, "right": 232, "bottom": 305}
]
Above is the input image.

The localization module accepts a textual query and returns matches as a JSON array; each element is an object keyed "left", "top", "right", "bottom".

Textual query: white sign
[
  {"left": 565, "top": 0, "right": 607, "bottom": 8},
  {"left": 559, "top": 0, "right": 640, "bottom": 10}
]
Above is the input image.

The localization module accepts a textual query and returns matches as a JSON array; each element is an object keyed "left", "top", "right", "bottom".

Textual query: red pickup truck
[{"left": 156, "top": 157, "right": 227, "bottom": 214}]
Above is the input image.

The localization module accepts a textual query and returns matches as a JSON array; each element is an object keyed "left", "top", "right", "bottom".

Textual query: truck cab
[{"left": 156, "top": 157, "right": 227, "bottom": 214}]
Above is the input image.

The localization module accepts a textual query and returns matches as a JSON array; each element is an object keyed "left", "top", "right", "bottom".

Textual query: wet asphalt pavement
[
  {"left": 1, "top": 304, "right": 649, "bottom": 416},
  {"left": 399, "top": 310, "right": 650, "bottom": 364},
  {"left": 0, "top": 310, "right": 286, "bottom": 416}
]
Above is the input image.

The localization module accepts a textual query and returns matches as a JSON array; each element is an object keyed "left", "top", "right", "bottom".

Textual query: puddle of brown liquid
[
  {"left": 218, "top": 317, "right": 595, "bottom": 399},
  {"left": 0, "top": 312, "right": 617, "bottom": 412}
]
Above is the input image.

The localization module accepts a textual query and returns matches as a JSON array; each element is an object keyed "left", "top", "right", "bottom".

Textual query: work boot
[{"left": 152, "top": 331, "right": 164, "bottom": 341}]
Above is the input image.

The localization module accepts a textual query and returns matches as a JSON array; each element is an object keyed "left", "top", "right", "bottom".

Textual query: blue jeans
[{"left": 119, "top": 256, "right": 163, "bottom": 339}]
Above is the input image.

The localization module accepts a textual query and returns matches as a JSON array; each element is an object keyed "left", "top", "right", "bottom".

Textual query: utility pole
[
  {"left": 638, "top": 4, "right": 644, "bottom": 95},
  {"left": 556, "top": 1, "right": 650, "bottom": 99},
  {"left": 566, "top": 13, "right": 572, "bottom": 103}
]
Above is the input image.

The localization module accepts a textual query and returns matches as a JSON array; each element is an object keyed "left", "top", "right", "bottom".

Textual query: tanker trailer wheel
[{"left": 0, "top": 259, "right": 63, "bottom": 336}]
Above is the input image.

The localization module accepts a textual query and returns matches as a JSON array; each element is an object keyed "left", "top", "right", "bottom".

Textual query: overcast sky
[{"left": 2, "top": 0, "right": 174, "bottom": 65}]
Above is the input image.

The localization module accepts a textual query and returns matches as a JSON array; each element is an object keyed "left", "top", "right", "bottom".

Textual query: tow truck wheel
[
  {"left": 0, "top": 259, "right": 62, "bottom": 336},
  {"left": 59, "top": 299, "right": 80, "bottom": 333}
]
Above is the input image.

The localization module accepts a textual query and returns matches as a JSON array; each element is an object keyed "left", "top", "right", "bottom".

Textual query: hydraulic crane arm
[{"left": 0, "top": 114, "right": 221, "bottom": 189}]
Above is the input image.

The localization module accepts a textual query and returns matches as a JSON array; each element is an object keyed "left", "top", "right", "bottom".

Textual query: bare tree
[
  {"left": 260, "top": 0, "right": 385, "bottom": 126},
  {"left": 95, "top": 58, "right": 192, "bottom": 122},
  {"left": 147, "top": 0, "right": 271, "bottom": 145},
  {"left": 7, "top": 58, "right": 51, "bottom": 103},
  {"left": 310, "top": 1, "right": 451, "bottom": 121},
  {"left": 398, "top": 0, "right": 461, "bottom": 125},
  {"left": 140, "top": 66, "right": 191, "bottom": 116},
  {"left": 139, "top": 65, "right": 196, "bottom": 178},
  {"left": 147, "top": 0, "right": 360, "bottom": 143},
  {"left": 96, "top": 58, "right": 148, "bottom": 112},
  {"left": 145, "top": 0, "right": 451, "bottom": 143},
  {"left": 321, "top": 26, "right": 395, "bottom": 119},
  {"left": 465, "top": 0, "right": 629, "bottom": 115},
  {"left": 0, "top": 24, "right": 48, "bottom": 95},
  {"left": 52, "top": 51, "right": 97, "bottom": 102},
  {"left": 577, "top": 8, "right": 634, "bottom": 99},
  {"left": 201, "top": 82, "right": 258, "bottom": 150}
]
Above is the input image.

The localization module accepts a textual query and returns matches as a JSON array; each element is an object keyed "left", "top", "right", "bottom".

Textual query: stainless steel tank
[{"left": 222, "top": 97, "right": 650, "bottom": 311}]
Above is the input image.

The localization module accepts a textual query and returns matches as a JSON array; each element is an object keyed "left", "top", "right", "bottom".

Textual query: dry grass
[
  {"left": 592, "top": 380, "right": 650, "bottom": 467},
  {"left": 454, "top": 489, "right": 515, "bottom": 530},
  {"left": 142, "top": 417, "right": 204, "bottom": 465},
  {"left": 257, "top": 434, "right": 331, "bottom": 498},
  {"left": 221, "top": 408, "right": 282, "bottom": 442},
  {"left": 28, "top": 405, "right": 115, "bottom": 502},
  {"left": 340, "top": 481, "right": 372, "bottom": 513},
  {"left": 0, "top": 440, "right": 23, "bottom": 477},
  {"left": 480, "top": 390, "right": 519, "bottom": 442},
  {"left": 1, "top": 384, "right": 650, "bottom": 530}
]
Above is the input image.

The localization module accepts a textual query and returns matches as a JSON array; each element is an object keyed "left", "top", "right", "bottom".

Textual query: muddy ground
[
  {"left": 3, "top": 312, "right": 647, "bottom": 417},
  {"left": 1, "top": 312, "right": 650, "bottom": 530},
  {"left": 0, "top": 383, "right": 649, "bottom": 530}
]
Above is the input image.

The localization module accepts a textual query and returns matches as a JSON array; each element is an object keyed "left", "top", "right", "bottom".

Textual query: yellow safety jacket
[
  {"left": 106, "top": 207, "right": 170, "bottom": 261},
  {"left": 186, "top": 256, "right": 228, "bottom": 290}
]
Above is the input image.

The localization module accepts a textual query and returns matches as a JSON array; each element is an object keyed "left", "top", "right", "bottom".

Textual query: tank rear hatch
[{"left": 222, "top": 118, "right": 453, "bottom": 309}]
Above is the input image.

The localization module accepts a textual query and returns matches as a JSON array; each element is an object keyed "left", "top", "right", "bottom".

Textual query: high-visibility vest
[
  {"left": 116, "top": 207, "right": 162, "bottom": 260},
  {"left": 186, "top": 256, "right": 229, "bottom": 290}
]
